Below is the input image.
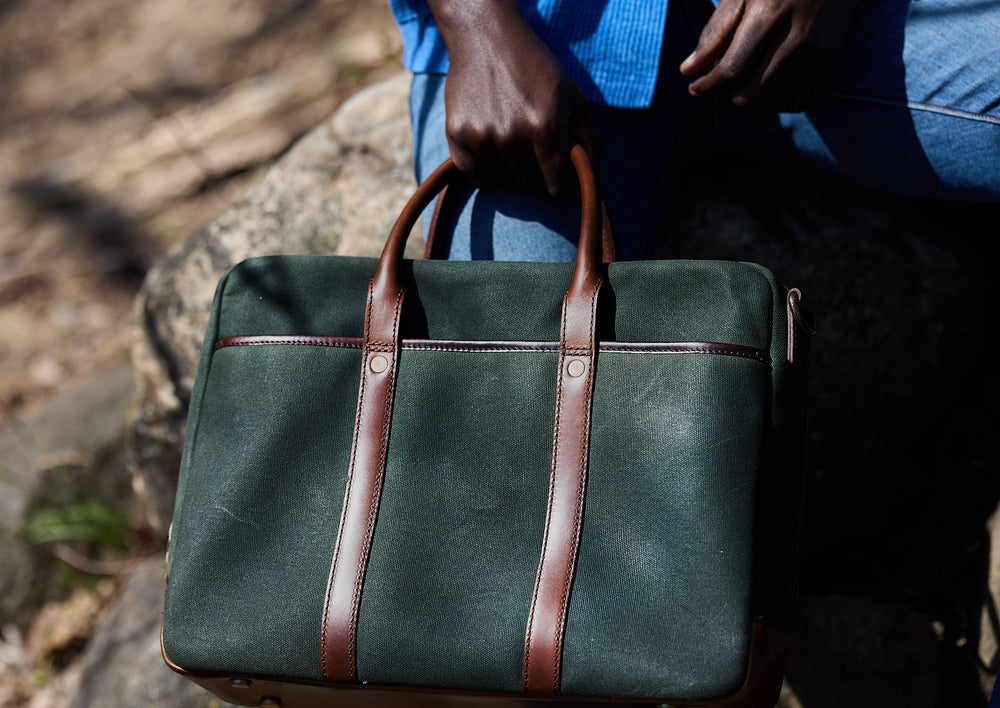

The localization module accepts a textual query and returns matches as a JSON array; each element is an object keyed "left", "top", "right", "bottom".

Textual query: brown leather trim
[
  {"left": 598, "top": 341, "right": 767, "bottom": 362},
  {"left": 320, "top": 282, "right": 404, "bottom": 683},
  {"left": 599, "top": 195, "right": 617, "bottom": 264},
  {"left": 316, "top": 159, "right": 460, "bottom": 682},
  {"left": 423, "top": 183, "right": 458, "bottom": 260},
  {"left": 522, "top": 147, "right": 611, "bottom": 695},
  {"left": 523, "top": 279, "right": 603, "bottom": 692},
  {"left": 215, "top": 336, "right": 767, "bottom": 362},
  {"left": 162, "top": 616, "right": 786, "bottom": 707},
  {"left": 166, "top": 665, "right": 657, "bottom": 707},
  {"left": 214, "top": 335, "right": 361, "bottom": 351}
]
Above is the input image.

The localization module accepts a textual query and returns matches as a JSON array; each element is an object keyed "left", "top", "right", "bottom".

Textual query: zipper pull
[{"left": 786, "top": 288, "right": 815, "bottom": 370}]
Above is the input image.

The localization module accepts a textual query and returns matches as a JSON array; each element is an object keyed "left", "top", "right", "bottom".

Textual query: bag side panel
[
  {"left": 214, "top": 256, "right": 374, "bottom": 340},
  {"left": 163, "top": 344, "right": 361, "bottom": 679},
  {"left": 169, "top": 267, "right": 236, "bottom": 552},
  {"left": 210, "top": 258, "right": 776, "bottom": 348},
  {"left": 561, "top": 351, "right": 768, "bottom": 700},
  {"left": 752, "top": 269, "right": 810, "bottom": 629}
]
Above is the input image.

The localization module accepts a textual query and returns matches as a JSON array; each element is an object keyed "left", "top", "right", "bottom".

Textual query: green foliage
[
  {"left": 344, "top": 66, "right": 366, "bottom": 85},
  {"left": 20, "top": 500, "right": 130, "bottom": 552}
]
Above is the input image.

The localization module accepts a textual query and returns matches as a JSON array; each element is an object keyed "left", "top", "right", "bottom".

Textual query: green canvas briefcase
[{"left": 161, "top": 147, "right": 813, "bottom": 707}]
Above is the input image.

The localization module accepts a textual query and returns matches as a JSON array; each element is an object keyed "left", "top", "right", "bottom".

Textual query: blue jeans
[{"left": 409, "top": 0, "right": 1000, "bottom": 261}]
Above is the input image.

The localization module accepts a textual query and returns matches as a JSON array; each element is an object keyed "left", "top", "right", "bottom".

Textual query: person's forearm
[{"left": 425, "top": 0, "right": 527, "bottom": 47}]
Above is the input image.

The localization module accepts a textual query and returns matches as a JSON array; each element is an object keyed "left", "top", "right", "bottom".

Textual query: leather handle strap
[
  {"left": 422, "top": 183, "right": 456, "bottom": 260},
  {"left": 322, "top": 146, "right": 606, "bottom": 689},
  {"left": 321, "top": 280, "right": 405, "bottom": 683},
  {"left": 320, "top": 160, "right": 457, "bottom": 683},
  {"left": 421, "top": 169, "right": 618, "bottom": 263},
  {"left": 373, "top": 145, "right": 607, "bottom": 338},
  {"left": 523, "top": 146, "right": 603, "bottom": 694}
]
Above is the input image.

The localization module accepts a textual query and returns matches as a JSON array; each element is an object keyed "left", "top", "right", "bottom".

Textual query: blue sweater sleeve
[{"left": 388, "top": 0, "right": 670, "bottom": 109}]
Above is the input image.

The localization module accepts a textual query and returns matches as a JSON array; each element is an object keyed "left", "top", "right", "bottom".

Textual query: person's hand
[
  {"left": 429, "top": 0, "right": 602, "bottom": 195},
  {"left": 679, "top": 0, "right": 854, "bottom": 113}
]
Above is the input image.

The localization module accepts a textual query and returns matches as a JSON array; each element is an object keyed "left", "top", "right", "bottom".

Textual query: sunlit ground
[
  {"left": 0, "top": 0, "right": 401, "bottom": 422},
  {"left": 0, "top": 2, "right": 401, "bottom": 703}
]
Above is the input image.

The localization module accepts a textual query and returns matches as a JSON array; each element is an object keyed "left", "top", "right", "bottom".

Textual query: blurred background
[
  {"left": 0, "top": 1, "right": 400, "bottom": 704},
  {"left": 0, "top": 0, "right": 399, "bottom": 421}
]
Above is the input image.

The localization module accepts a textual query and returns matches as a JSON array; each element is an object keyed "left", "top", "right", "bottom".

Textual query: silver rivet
[
  {"left": 260, "top": 698, "right": 282, "bottom": 707},
  {"left": 230, "top": 678, "right": 251, "bottom": 689},
  {"left": 567, "top": 359, "right": 585, "bottom": 377},
  {"left": 369, "top": 355, "right": 389, "bottom": 373}
]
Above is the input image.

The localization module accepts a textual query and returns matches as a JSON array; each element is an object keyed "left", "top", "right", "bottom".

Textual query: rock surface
[
  {"left": 0, "top": 366, "right": 134, "bottom": 529},
  {"left": 982, "top": 507, "right": 1000, "bottom": 690},
  {"left": 126, "top": 72, "right": 1000, "bottom": 707},
  {"left": 68, "top": 558, "right": 234, "bottom": 708},
  {"left": 0, "top": 365, "right": 136, "bottom": 628},
  {"left": 0, "top": 364, "right": 142, "bottom": 705}
]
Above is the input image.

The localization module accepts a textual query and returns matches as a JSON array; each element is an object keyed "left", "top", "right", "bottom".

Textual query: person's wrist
[
  {"left": 427, "top": 0, "right": 530, "bottom": 56},
  {"left": 427, "top": 1, "right": 523, "bottom": 34}
]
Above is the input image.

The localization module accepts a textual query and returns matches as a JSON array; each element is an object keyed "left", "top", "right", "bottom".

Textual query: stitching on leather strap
[
  {"left": 523, "top": 278, "right": 601, "bottom": 694},
  {"left": 321, "top": 287, "right": 404, "bottom": 683},
  {"left": 553, "top": 280, "right": 599, "bottom": 688},
  {"left": 347, "top": 289, "right": 403, "bottom": 675},
  {"left": 321, "top": 291, "right": 376, "bottom": 682}
]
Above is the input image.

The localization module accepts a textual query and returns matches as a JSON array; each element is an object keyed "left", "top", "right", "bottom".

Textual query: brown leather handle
[
  {"left": 561, "top": 145, "right": 603, "bottom": 348},
  {"left": 422, "top": 163, "right": 618, "bottom": 263},
  {"left": 369, "top": 145, "right": 607, "bottom": 347}
]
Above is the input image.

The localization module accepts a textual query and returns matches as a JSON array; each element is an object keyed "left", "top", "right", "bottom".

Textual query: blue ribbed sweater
[{"left": 389, "top": 0, "right": 671, "bottom": 108}]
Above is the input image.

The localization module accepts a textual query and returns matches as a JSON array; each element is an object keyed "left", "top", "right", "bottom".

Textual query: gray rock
[
  {"left": 0, "top": 366, "right": 135, "bottom": 530},
  {"left": 0, "top": 365, "right": 136, "bottom": 628},
  {"left": 127, "top": 71, "right": 416, "bottom": 536},
  {"left": 69, "top": 557, "right": 234, "bottom": 708},
  {"left": 0, "top": 533, "right": 41, "bottom": 628},
  {"left": 981, "top": 504, "right": 1000, "bottom": 689}
]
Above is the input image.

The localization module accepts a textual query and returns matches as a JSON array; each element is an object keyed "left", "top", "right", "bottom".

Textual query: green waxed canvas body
[{"left": 162, "top": 254, "right": 809, "bottom": 705}]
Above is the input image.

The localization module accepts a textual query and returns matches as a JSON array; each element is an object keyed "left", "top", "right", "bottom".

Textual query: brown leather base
[{"left": 161, "top": 619, "right": 788, "bottom": 708}]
